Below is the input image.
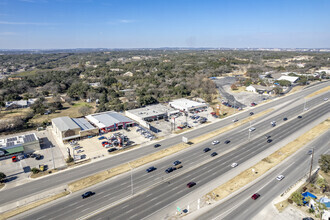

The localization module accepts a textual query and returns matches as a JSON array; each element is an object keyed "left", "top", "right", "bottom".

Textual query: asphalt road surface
[
  {"left": 199, "top": 130, "right": 330, "bottom": 220},
  {"left": 17, "top": 94, "right": 330, "bottom": 220}
]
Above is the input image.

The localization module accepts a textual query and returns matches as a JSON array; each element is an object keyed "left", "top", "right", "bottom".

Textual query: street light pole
[
  {"left": 308, "top": 148, "right": 314, "bottom": 183},
  {"left": 128, "top": 162, "right": 134, "bottom": 195},
  {"left": 51, "top": 144, "right": 55, "bottom": 169}
]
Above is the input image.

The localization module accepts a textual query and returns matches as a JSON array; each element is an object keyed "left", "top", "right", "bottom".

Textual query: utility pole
[
  {"left": 128, "top": 162, "right": 134, "bottom": 195},
  {"left": 308, "top": 148, "right": 314, "bottom": 183}
]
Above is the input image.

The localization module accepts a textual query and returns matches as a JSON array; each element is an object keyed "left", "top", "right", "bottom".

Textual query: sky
[{"left": 0, "top": 0, "right": 329, "bottom": 49}]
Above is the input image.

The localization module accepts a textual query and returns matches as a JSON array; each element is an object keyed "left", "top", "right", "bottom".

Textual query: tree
[
  {"left": 291, "top": 191, "right": 303, "bottom": 205},
  {"left": 275, "top": 80, "right": 291, "bottom": 87},
  {"left": 319, "top": 154, "right": 330, "bottom": 173},
  {"left": 31, "top": 168, "right": 40, "bottom": 174},
  {"left": 79, "top": 106, "right": 92, "bottom": 116},
  {"left": 0, "top": 172, "right": 6, "bottom": 183}
]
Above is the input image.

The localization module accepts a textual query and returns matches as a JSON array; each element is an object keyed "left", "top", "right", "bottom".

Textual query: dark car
[
  {"left": 267, "top": 139, "right": 272, "bottom": 143},
  {"left": 283, "top": 117, "right": 288, "bottom": 121},
  {"left": 307, "top": 150, "right": 313, "bottom": 155},
  {"left": 203, "top": 147, "right": 211, "bottom": 153},
  {"left": 154, "top": 144, "right": 161, "bottom": 148},
  {"left": 211, "top": 152, "right": 218, "bottom": 157},
  {"left": 173, "top": 160, "right": 181, "bottom": 166},
  {"left": 146, "top": 166, "right": 156, "bottom": 173},
  {"left": 108, "top": 148, "right": 117, "bottom": 152},
  {"left": 187, "top": 182, "right": 196, "bottom": 188},
  {"left": 302, "top": 217, "right": 314, "bottom": 220},
  {"left": 251, "top": 193, "right": 260, "bottom": 200},
  {"left": 30, "top": 153, "right": 37, "bottom": 158},
  {"left": 224, "top": 140, "right": 230, "bottom": 144},
  {"left": 165, "top": 167, "right": 174, "bottom": 173},
  {"left": 82, "top": 191, "right": 95, "bottom": 199},
  {"left": 266, "top": 135, "right": 271, "bottom": 139},
  {"left": 297, "top": 115, "right": 302, "bottom": 118},
  {"left": 250, "top": 112, "right": 254, "bottom": 116},
  {"left": 35, "top": 154, "right": 42, "bottom": 160}
]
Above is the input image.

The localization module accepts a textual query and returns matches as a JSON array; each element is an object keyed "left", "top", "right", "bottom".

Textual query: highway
[
  {"left": 1, "top": 81, "right": 328, "bottom": 208},
  {"left": 16, "top": 93, "right": 330, "bottom": 219},
  {"left": 198, "top": 130, "right": 330, "bottom": 220}
]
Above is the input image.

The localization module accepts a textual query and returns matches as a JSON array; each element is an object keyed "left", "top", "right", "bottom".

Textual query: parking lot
[{"left": 0, "top": 129, "right": 66, "bottom": 188}]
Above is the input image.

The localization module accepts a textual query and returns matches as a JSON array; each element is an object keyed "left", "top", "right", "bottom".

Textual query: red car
[
  {"left": 12, "top": 156, "right": 17, "bottom": 162},
  {"left": 251, "top": 193, "right": 260, "bottom": 200},
  {"left": 177, "top": 126, "right": 183, "bottom": 130},
  {"left": 187, "top": 182, "right": 196, "bottom": 188}
]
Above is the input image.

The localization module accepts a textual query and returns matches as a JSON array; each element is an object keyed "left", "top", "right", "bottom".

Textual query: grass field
[{"left": 15, "top": 70, "right": 39, "bottom": 77}]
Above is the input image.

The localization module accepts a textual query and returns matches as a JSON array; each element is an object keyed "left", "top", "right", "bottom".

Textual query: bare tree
[{"left": 78, "top": 106, "right": 92, "bottom": 116}]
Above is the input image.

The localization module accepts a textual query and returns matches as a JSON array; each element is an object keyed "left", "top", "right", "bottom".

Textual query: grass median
[
  {"left": 204, "top": 118, "right": 329, "bottom": 202},
  {"left": 69, "top": 108, "right": 273, "bottom": 192},
  {"left": 305, "top": 86, "right": 330, "bottom": 98},
  {"left": 0, "top": 191, "right": 70, "bottom": 220}
]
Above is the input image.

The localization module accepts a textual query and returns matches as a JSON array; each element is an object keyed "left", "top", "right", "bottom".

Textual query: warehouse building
[
  {"left": 52, "top": 116, "right": 98, "bottom": 142},
  {"left": 85, "top": 111, "right": 135, "bottom": 133},
  {"left": 0, "top": 133, "right": 40, "bottom": 157},
  {"left": 125, "top": 104, "right": 178, "bottom": 126},
  {"left": 169, "top": 98, "right": 208, "bottom": 112}
]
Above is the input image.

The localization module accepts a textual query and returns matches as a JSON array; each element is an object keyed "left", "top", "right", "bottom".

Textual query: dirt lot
[{"left": 204, "top": 118, "right": 330, "bottom": 202}]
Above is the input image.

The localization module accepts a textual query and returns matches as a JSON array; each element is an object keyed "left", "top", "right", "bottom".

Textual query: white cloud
[
  {"left": 119, "top": 19, "right": 135, "bottom": 23},
  {"left": 0, "top": 21, "right": 54, "bottom": 25},
  {"left": 0, "top": 32, "right": 17, "bottom": 35}
]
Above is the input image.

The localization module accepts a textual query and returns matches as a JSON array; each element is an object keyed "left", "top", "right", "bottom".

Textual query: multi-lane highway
[
  {"left": 197, "top": 130, "right": 330, "bottom": 220},
  {"left": 1, "top": 82, "right": 329, "bottom": 210},
  {"left": 16, "top": 91, "right": 330, "bottom": 219}
]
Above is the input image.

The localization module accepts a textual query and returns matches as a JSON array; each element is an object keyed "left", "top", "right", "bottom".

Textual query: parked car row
[{"left": 136, "top": 126, "right": 155, "bottom": 140}]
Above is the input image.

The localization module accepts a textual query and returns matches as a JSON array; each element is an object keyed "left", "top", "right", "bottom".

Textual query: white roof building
[
  {"left": 169, "top": 98, "right": 208, "bottom": 112},
  {"left": 277, "top": 76, "right": 299, "bottom": 83},
  {"left": 85, "top": 111, "right": 135, "bottom": 132}
]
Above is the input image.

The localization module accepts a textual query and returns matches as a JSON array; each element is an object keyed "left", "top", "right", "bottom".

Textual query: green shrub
[{"left": 31, "top": 168, "right": 40, "bottom": 174}]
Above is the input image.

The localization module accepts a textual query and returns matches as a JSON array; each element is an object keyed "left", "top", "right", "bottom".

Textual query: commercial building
[
  {"left": 125, "top": 104, "right": 178, "bottom": 126},
  {"left": 277, "top": 75, "right": 299, "bottom": 83},
  {"left": 169, "top": 98, "right": 208, "bottom": 112},
  {"left": 246, "top": 85, "right": 274, "bottom": 94},
  {"left": 52, "top": 116, "right": 98, "bottom": 142},
  {"left": 86, "top": 111, "right": 135, "bottom": 133},
  {"left": 0, "top": 133, "right": 40, "bottom": 157}
]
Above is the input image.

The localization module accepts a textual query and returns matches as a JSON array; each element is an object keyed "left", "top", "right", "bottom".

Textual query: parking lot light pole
[
  {"left": 128, "top": 162, "right": 134, "bottom": 195},
  {"left": 51, "top": 144, "right": 55, "bottom": 169}
]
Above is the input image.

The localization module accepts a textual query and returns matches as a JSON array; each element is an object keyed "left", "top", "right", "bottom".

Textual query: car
[
  {"left": 249, "top": 127, "right": 256, "bottom": 132},
  {"left": 307, "top": 150, "right": 313, "bottom": 155},
  {"left": 266, "top": 135, "right": 271, "bottom": 139},
  {"left": 224, "top": 140, "right": 230, "bottom": 144},
  {"left": 187, "top": 182, "right": 196, "bottom": 188},
  {"left": 165, "top": 167, "right": 174, "bottom": 173},
  {"left": 232, "top": 119, "right": 238, "bottom": 122},
  {"left": 212, "top": 140, "right": 220, "bottom": 145},
  {"left": 30, "top": 153, "right": 37, "bottom": 158},
  {"left": 231, "top": 163, "right": 238, "bottom": 168},
  {"left": 35, "top": 154, "right": 42, "bottom": 160},
  {"left": 271, "top": 121, "right": 276, "bottom": 127},
  {"left": 173, "top": 160, "right": 181, "bottom": 166},
  {"left": 297, "top": 115, "right": 302, "bottom": 118},
  {"left": 324, "top": 98, "right": 328, "bottom": 101},
  {"left": 154, "top": 144, "right": 161, "bottom": 148},
  {"left": 173, "top": 164, "right": 183, "bottom": 169},
  {"left": 146, "top": 166, "right": 156, "bottom": 173},
  {"left": 249, "top": 112, "right": 254, "bottom": 116},
  {"left": 82, "top": 191, "right": 95, "bottom": 199},
  {"left": 203, "top": 147, "right": 211, "bottom": 153},
  {"left": 276, "top": 175, "right": 285, "bottom": 181},
  {"left": 211, "top": 152, "right": 218, "bottom": 157},
  {"left": 267, "top": 139, "right": 272, "bottom": 143},
  {"left": 251, "top": 193, "right": 260, "bottom": 200},
  {"left": 304, "top": 108, "right": 309, "bottom": 111},
  {"left": 76, "top": 149, "right": 84, "bottom": 153},
  {"left": 302, "top": 217, "right": 314, "bottom": 220},
  {"left": 12, "top": 156, "right": 18, "bottom": 162},
  {"left": 107, "top": 148, "right": 117, "bottom": 152},
  {"left": 177, "top": 126, "right": 183, "bottom": 130},
  {"left": 283, "top": 117, "right": 288, "bottom": 121}
]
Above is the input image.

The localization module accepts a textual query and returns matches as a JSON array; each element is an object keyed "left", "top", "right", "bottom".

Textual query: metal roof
[
  {"left": 72, "top": 118, "right": 96, "bottom": 131},
  {"left": 0, "top": 133, "right": 38, "bottom": 148},
  {"left": 4, "top": 146, "right": 24, "bottom": 155},
  {"left": 52, "top": 116, "right": 80, "bottom": 132},
  {"left": 86, "top": 111, "right": 133, "bottom": 128}
]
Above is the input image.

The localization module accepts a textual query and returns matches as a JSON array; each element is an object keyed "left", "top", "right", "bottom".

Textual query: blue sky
[{"left": 0, "top": 0, "right": 329, "bottom": 49}]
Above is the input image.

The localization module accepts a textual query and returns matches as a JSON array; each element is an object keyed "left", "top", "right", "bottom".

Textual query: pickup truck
[{"left": 39, "top": 164, "right": 47, "bottom": 171}]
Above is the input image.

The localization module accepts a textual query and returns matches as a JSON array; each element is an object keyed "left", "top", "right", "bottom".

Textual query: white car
[
  {"left": 231, "top": 163, "right": 238, "bottom": 168},
  {"left": 249, "top": 127, "right": 256, "bottom": 132},
  {"left": 324, "top": 98, "right": 328, "bottom": 101},
  {"left": 212, "top": 140, "right": 220, "bottom": 145},
  {"left": 232, "top": 119, "right": 238, "bottom": 122},
  {"left": 276, "top": 175, "right": 285, "bottom": 181}
]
